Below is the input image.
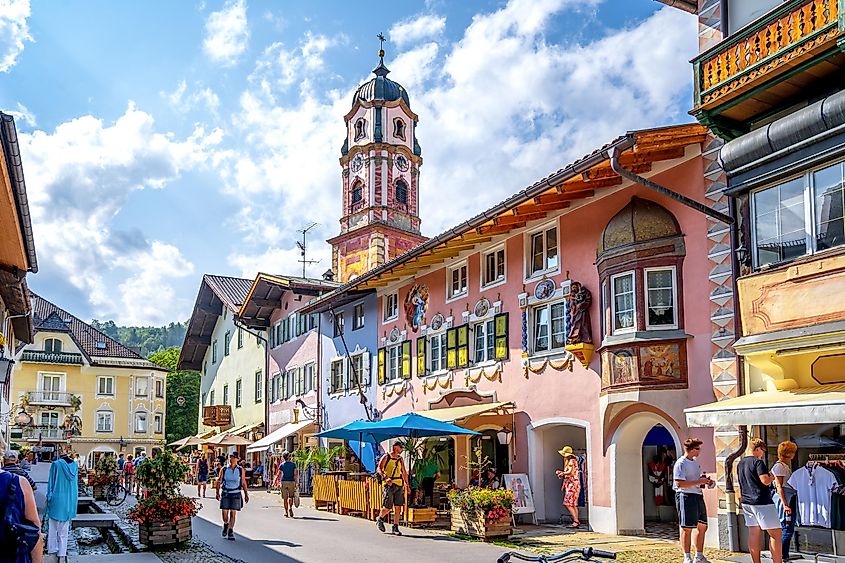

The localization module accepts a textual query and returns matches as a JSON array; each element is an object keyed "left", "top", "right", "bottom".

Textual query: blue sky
[{"left": 0, "top": 0, "right": 697, "bottom": 326}]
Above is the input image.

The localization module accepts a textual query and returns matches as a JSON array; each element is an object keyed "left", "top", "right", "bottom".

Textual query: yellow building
[
  {"left": 10, "top": 293, "right": 168, "bottom": 466},
  {"left": 1, "top": 111, "right": 38, "bottom": 447}
]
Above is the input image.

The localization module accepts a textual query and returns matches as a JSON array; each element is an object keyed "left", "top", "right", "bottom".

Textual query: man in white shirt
[{"left": 674, "top": 438, "right": 714, "bottom": 563}]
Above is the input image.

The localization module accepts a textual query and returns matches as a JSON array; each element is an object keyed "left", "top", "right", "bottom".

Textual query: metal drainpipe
[{"left": 723, "top": 195, "right": 747, "bottom": 553}]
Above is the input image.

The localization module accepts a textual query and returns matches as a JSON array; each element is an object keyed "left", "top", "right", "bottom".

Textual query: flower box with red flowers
[{"left": 447, "top": 487, "right": 513, "bottom": 539}]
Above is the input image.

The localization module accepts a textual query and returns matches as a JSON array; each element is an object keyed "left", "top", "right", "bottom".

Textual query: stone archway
[{"left": 608, "top": 411, "right": 681, "bottom": 535}]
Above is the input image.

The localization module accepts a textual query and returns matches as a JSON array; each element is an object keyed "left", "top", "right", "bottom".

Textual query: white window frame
[
  {"left": 386, "top": 343, "right": 402, "bottom": 382},
  {"left": 428, "top": 331, "right": 448, "bottom": 373},
  {"left": 44, "top": 338, "right": 63, "bottom": 353},
  {"left": 644, "top": 266, "right": 678, "bottom": 330},
  {"left": 209, "top": 389, "right": 215, "bottom": 405},
  {"left": 472, "top": 318, "right": 497, "bottom": 364},
  {"left": 304, "top": 362, "right": 316, "bottom": 393},
  {"left": 349, "top": 353, "right": 365, "bottom": 390},
  {"left": 352, "top": 303, "right": 365, "bottom": 330},
  {"left": 96, "top": 410, "right": 113, "bottom": 433},
  {"left": 330, "top": 358, "right": 345, "bottom": 394},
  {"left": 41, "top": 411, "right": 60, "bottom": 427},
  {"left": 155, "top": 378, "right": 164, "bottom": 398},
  {"left": 480, "top": 244, "right": 506, "bottom": 290},
  {"left": 530, "top": 300, "right": 568, "bottom": 355},
  {"left": 235, "top": 378, "right": 242, "bottom": 407},
  {"left": 134, "top": 376, "right": 149, "bottom": 398},
  {"left": 525, "top": 222, "right": 560, "bottom": 280},
  {"left": 154, "top": 413, "right": 163, "bottom": 434},
  {"left": 610, "top": 271, "right": 637, "bottom": 335},
  {"left": 255, "top": 370, "right": 263, "bottom": 403},
  {"left": 38, "top": 372, "right": 65, "bottom": 398},
  {"left": 97, "top": 376, "right": 114, "bottom": 397},
  {"left": 134, "top": 411, "right": 148, "bottom": 433},
  {"left": 223, "top": 384, "right": 229, "bottom": 405},
  {"left": 446, "top": 261, "right": 468, "bottom": 301},
  {"left": 383, "top": 292, "right": 399, "bottom": 323}
]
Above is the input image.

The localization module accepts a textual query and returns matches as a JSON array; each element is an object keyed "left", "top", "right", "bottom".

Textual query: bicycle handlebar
[{"left": 497, "top": 546, "right": 617, "bottom": 563}]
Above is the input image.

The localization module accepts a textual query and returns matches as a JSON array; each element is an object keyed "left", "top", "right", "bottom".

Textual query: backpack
[{"left": 0, "top": 471, "right": 40, "bottom": 561}]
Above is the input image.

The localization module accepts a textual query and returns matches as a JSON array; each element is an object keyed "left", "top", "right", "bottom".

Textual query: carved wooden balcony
[{"left": 692, "top": 0, "right": 844, "bottom": 138}]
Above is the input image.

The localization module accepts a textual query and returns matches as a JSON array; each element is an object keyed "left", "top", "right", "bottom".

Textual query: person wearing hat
[
  {"left": 555, "top": 446, "right": 581, "bottom": 528},
  {"left": 3, "top": 450, "right": 36, "bottom": 492},
  {"left": 216, "top": 451, "right": 249, "bottom": 541},
  {"left": 375, "top": 441, "right": 409, "bottom": 535}
]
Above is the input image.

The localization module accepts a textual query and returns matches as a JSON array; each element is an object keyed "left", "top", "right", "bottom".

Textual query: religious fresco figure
[{"left": 567, "top": 281, "right": 593, "bottom": 345}]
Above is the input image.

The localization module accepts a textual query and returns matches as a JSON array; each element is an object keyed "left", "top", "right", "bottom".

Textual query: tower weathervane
[{"left": 377, "top": 32, "right": 386, "bottom": 59}]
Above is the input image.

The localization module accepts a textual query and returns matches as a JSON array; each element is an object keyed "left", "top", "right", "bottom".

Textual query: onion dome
[{"left": 352, "top": 55, "right": 410, "bottom": 108}]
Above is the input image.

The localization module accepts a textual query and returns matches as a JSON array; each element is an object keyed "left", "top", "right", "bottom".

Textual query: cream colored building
[{"left": 9, "top": 293, "right": 167, "bottom": 466}]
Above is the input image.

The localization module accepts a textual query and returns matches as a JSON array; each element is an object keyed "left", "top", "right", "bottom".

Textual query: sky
[{"left": 0, "top": 0, "right": 698, "bottom": 327}]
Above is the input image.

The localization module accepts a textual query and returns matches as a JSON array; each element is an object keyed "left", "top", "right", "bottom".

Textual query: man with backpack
[
  {"left": 0, "top": 466, "right": 43, "bottom": 563},
  {"left": 123, "top": 455, "right": 135, "bottom": 495},
  {"left": 375, "top": 442, "right": 410, "bottom": 535},
  {"left": 216, "top": 452, "right": 249, "bottom": 541}
]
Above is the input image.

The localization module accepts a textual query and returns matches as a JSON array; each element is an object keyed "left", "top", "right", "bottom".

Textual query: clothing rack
[{"left": 808, "top": 453, "right": 845, "bottom": 461}]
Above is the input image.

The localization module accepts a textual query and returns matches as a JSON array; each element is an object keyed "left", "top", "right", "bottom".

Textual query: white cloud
[
  {"left": 116, "top": 242, "right": 195, "bottom": 325},
  {"left": 249, "top": 32, "right": 346, "bottom": 91},
  {"left": 6, "top": 101, "right": 36, "bottom": 127},
  {"left": 162, "top": 80, "right": 220, "bottom": 115},
  {"left": 0, "top": 0, "right": 32, "bottom": 73},
  {"left": 389, "top": 14, "right": 446, "bottom": 48},
  {"left": 203, "top": 0, "right": 249, "bottom": 66},
  {"left": 18, "top": 103, "right": 222, "bottom": 323}
]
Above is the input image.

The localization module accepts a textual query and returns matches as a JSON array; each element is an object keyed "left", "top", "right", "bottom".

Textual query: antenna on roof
[{"left": 297, "top": 222, "right": 320, "bottom": 278}]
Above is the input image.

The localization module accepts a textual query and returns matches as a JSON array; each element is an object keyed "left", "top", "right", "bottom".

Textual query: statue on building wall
[{"left": 567, "top": 281, "right": 593, "bottom": 345}]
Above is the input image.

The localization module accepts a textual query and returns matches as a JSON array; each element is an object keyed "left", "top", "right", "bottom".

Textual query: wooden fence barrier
[
  {"left": 313, "top": 474, "right": 339, "bottom": 511},
  {"left": 338, "top": 479, "right": 369, "bottom": 515}
]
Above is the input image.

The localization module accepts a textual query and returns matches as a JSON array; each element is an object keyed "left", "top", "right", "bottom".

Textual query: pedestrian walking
[
  {"left": 117, "top": 453, "right": 125, "bottom": 485},
  {"left": 196, "top": 453, "right": 210, "bottom": 498},
  {"left": 3, "top": 450, "right": 37, "bottom": 491},
  {"left": 771, "top": 441, "right": 797, "bottom": 561},
  {"left": 375, "top": 441, "right": 409, "bottom": 535},
  {"left": 46, "top": 452, "right": 79, "bottom": 563},
  {"left": 673, "top": 438, "right": 714, "bottom": 563},
  {"left": 555, "top": 445, "right": 581, "bottom": 528},
  {"left": 123, "top": 455, "right": 135, "bottom": 495},
  {"left": 278, "top": 451, "right": 298, "bottom": 518},
  {"left": 133, "top": 451, "right": 147, "bottom": 496},
  {"left": 216, "top": 452, "right": 249, "bottom": 541},
  {"left": 738, "top": 438, "right": 783, "bottom": 563}
]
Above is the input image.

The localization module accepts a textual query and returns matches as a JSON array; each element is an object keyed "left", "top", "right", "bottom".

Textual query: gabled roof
[
  {"left": 238, "top": 273, "right": 340, "bottom": 330},
  {"left": 177, "top": 274, "right": 257, "bottom": 371},
  {"left": 29, "top": 292, "right": 165, "bottom": 370},
  {"left": 304, "top": 124, "right": 708, "bottom": 308}
]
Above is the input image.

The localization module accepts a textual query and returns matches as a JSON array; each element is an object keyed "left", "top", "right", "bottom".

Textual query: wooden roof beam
[
  {"left": 186, "top": 334, "right": 212, "bottom": 346},
  {"left": 535, "top": 191, "right": 595, "bottom": 205},
  {"left": 250, "top": 297, "right": 280, "bottom": 308}
]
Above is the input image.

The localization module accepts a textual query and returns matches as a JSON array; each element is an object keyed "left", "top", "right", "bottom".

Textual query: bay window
[
  {"left": 611, "top": 272, "right": 636, "bottom": 334},
  {"left": 645, "top": 267, "right": 677, "bottom": 329}
]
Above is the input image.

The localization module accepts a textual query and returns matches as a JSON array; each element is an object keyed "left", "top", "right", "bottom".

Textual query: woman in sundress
[{"left": 555, "top": 445, "right": 581, "bottom": 528}]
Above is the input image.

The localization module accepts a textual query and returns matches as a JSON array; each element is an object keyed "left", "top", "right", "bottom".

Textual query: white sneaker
[
  {"left": 683, "top": 556, "right": 693, "bottom": 563},
  {"left": 694, "top": 554, "right": 712, "bottom": 563}
]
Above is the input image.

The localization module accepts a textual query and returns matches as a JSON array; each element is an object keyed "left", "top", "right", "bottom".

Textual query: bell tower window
[
  {"left": 354, "top": 118, "right": 367, "bottom": 141},
  {"left": 393, "top": 118, "right": 406, "bottom": 141},
  {"left": 351, "top": 182, "right": 363, "bottom": 211},
  {"left": 395, "top": 180, "right": 408, "bottom": 205}
]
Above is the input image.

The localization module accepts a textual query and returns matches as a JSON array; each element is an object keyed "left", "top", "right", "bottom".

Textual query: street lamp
[{"left": 496, "top": 427, "right": 512, "bottom": 446}]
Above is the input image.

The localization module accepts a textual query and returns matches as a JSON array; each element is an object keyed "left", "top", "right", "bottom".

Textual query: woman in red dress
[{"left": 555, "top": 446, "right": 581, "bottom": 528}]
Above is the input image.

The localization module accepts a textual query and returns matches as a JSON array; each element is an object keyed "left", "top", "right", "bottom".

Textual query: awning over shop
[
  {"left": 246, "top": 420, "right": 312, "bottom": 453},
  {"left": 685, "top": 384, "right": 845, "bottom": 427},
  {"left": 224, "top": 422, "right": 263, "bottom": 437},
  {"left": 416, "top": 402, "right": 512, "bottom": 423}
]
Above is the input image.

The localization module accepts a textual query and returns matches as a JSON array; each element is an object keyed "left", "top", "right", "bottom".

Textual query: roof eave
[{"left": 0, "top": 113, "right": 38, "bottom": 274}]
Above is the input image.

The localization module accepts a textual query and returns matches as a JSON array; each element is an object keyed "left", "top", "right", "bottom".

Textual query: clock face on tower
[
  {"left": 350, "top": 154, "right": 364, "bottom": 173},
  {"left": 395, "top": 155, "right": 409, "bottom": 172}
]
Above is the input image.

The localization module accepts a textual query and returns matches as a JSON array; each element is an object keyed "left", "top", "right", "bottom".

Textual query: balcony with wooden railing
[
  {"left": 21, "top": 350, "right": 84, "bottom": 365},
  {"left": 692, "top": 0, "right": 844, "bottom": 136},
  {"left": 202, "top": 405, "right": 232, "bottom": 427}
]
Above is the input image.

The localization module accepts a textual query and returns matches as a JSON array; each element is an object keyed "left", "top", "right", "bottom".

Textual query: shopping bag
[{"left": 293, "top": 486, "right": 300, "bottom": 508}]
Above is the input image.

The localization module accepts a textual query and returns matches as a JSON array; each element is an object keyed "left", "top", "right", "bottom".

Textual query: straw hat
[{"left": 558, "top": 446, "right": 574, "bottom": 458}]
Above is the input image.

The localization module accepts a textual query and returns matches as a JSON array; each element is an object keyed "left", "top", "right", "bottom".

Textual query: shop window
[
  {"left": 482, "top": 246, "right": 506, "bottom": 288},
  {"left": 353, "top": 303, "right": 365, "bottom": 330},
  {"left": 96, "top": 411, "right": 113, "bottom": 432},
  {"left": 527, "top": 225, "right": 558, "bottom": 277},
  {"left": 334, "top": 312, "right": 345, "bottom": 337},
  {"left": 448, "top": 262, "right": 467, "bottom": 300},
  {"left": 645, "top": 267, "right": 677, "bottom": 329},
  {"left": 532, "top": 301, "right": 567, "bottom": 354},
  {"left": 383, "top": 292, "right": 399, "bottom": 322},
  {"left": 395, "top": 180, "right": 408, "bottom": 205},
  {"left": 611, "top": 272, "right": 636, "bottom": 334}
]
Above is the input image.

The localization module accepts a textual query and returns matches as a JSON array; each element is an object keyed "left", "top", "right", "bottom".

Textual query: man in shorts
[
  {"left": 278, "top": 451, "right": 298, "bottom": 518},
  {"left": 216, "top": 452, "right": 249, "bottom": 541},
  {"left": 375, "top": 442, "right": 409, "bottom": 535},
  {"left": 738, "top": 438, "right": 782, "bottom": 563},
  {"left": 674, "top": 438, "right": 714, "bottom": 563}
]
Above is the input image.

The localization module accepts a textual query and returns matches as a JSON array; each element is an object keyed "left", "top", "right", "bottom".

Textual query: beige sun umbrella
[
  {"left": 170, "top": 436, "right": 207, "bottom": 450},
  {"left": 204, "top": 433, "right": 253, "bottom": 446}
]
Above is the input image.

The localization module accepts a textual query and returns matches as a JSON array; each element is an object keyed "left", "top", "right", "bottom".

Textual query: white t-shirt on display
[
  {"left": 673, "top": 456, "right": 703, "bottom": 495},
  {"left": 787, "top": 464, "right": 838, "bottom": 528}
]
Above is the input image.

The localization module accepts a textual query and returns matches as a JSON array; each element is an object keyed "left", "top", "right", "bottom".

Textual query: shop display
[{"left": 786, "top": 455, "right": 845, "bottom": 530}]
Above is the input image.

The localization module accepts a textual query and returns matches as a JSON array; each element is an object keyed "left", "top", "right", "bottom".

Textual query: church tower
[{"left": 328, "top": 40, "right": 427, "bottom": 282}]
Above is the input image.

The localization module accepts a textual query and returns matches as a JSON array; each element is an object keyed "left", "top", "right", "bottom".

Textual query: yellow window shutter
[
  {"left": 494, "top": 312, "right": 509, "bottom": 360},
  {"left": 416, "top": 336, "right": 427, "bottom": 377},
  {"left": 401, "top": 340, "right": 412, "bottom": 379},
  {"left": 446, "top": 327, "right": 457, "bottom": 369},
  {"left": 378, "top": 348, "right": 386, "bottom": 384},
  {"left": 457, "top": 324, "right": 469, "bottom": 367}
]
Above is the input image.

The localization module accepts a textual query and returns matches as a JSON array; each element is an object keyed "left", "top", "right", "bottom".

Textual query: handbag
[{"left": 293, "top": 486, "right": 301, "bottom": 508}]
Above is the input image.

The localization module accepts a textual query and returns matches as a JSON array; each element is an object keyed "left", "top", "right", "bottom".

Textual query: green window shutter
[
  {"left": 416, "top": 336, "right": 427, "bottom": 377},
  {"left": 401, "top": 340, "right": 412, "bottom": 379},
  {"left": 446, "top": 327, "right": 457, "bottom": 369},
  {"left": 494, "top": 312, "right": 509, "bottom": 360},
  {"left": 378, "top": 348, "right": 386, "bottom": 384},
  {"left": 457, "top": 325, "right": 469, "bottom": 367}
]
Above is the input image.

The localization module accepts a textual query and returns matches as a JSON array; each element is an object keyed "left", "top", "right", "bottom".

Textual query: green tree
[
  {"left": 149, "top": 347, "right": 180, "bottom": 371},
  {"left": 149, "top": 347, "right": 200, "bottom": 445}
]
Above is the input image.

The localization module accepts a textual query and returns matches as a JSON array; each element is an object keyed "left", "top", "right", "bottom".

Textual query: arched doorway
[
  {"left": 608, "top": 412, "right": 681, "bottom": 535},
  {"left": 642, "top": 425, "right": 678, "bottom": 527},
  {"left": 528, "top": 419, "right": 590, "bottom": 525}
]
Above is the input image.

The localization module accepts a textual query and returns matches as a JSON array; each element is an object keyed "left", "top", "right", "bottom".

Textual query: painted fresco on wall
[
  {"left": 639, "top": 344, "right": 682, "bottom": 382},
  {"left": 608, "top": 348, "right": 638, "bottom": 386},
  {"left": 404, "top": 284, "right": 429, "bottom": 332}
]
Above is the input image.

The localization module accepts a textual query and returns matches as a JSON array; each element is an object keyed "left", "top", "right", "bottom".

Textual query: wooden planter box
[
  {"left": 139, "top": 515, "right": 192, "bottom": 547},
  {"left": 92, "top": 485, "right": 106, "bottom": 501},
  {"left": 450, "top": 508, "right": 511, "bottom": 539},
  {"left": 408, "top": 507, "right": 437, "bottom": 525}
]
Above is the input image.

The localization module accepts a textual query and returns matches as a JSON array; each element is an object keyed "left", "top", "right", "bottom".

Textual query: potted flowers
[
  {"left": 129, "top": 450, "right": 200, "bottom": 547},
  {"left": 90, "top": 454, "right": 117, "bottom": 500},
  {"left": 448, "top": 487, "right": 514, "bottom": 539}
]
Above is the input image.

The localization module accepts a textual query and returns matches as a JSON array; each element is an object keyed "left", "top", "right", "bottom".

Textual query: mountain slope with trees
[{"left": 90, "top": 320, "right": 187, "bottom": 357}]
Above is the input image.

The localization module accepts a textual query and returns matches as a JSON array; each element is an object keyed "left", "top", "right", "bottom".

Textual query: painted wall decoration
[
  {"left": 474, "top": 298, "right": 491, "bottom": 318},
  {"left": 404, "top": 284, "right": 429, "bottom": 332},
  {"left": 534, "top": 279, "right": 556, "bottom": 301},
  {"left": 567, "top": 281, "right": 592, "bottom": 345},
  {"left": 430, "top": 313, "right": 445, "bottom": 331},
  {"left": 608, "top": 348, "right": 638, "bottom": 386},
  {"left": 639, "top": 344, "right": 682, "bottom": 382}
]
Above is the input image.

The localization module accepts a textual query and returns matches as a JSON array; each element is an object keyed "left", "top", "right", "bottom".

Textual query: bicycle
[
  {"left": 497, "top": 546, "right": 617, "bottom": 563},
  {"left": 105, "top": 478, "right": 128, "bottom": 506}
]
